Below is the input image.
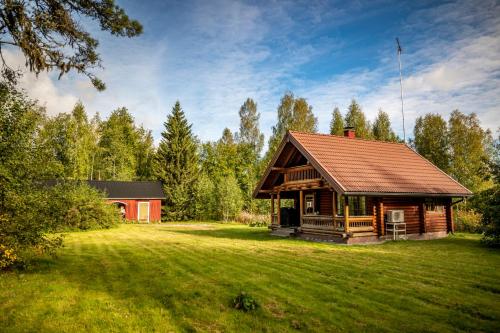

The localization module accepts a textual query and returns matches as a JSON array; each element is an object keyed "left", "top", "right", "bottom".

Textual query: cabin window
[
  {"left": 337, "top": 195, "right": 344, "bottom": 216},
  {"left": 304, "top": 194, "right": 315, "bottom": 215},
  {"left": 425, "top": 199, "right": 444, "bottom": 213},
  {"left": 337, "top": 195, "right": 367, "bottom": 216},
  {"left": 350, "top": 196, "right": 367, "bottom": 216}
]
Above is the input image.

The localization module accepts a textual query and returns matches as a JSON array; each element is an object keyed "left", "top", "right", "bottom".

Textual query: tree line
[
  {"left": 2, "top": 81, "right": 499, "bottom": 269},
  {"left": 11, "top": 88, "right": 499, "bottom": 223}
]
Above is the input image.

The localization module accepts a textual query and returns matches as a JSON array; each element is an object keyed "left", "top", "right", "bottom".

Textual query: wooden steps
[{"left": 271, "top": 227, "right": 297, "bottom": 237}]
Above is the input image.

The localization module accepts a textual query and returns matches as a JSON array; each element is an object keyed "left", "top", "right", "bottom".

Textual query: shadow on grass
[
  {"left": 164, "top": 226, "right": 288, "bottom": 242},
  {"left": 6, "top": 229, "right": 499, "bottom": 332}
]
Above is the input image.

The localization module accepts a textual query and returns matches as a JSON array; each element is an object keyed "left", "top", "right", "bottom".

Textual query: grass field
[{"left": 1, "top": 223, "right": 499, "bottom": 332}]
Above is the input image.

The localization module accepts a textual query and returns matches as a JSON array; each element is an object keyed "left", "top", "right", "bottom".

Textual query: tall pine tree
[
  {"left": 329, "top": 107, "right": 344, "bottom": 135},
  {"left": 155, "top": 101, "right": 198, "bottom": 221}
]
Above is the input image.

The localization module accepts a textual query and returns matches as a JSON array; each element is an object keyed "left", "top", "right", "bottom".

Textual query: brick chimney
[{"left": 343, "top": 126, "right": 355, "bottom": 138}]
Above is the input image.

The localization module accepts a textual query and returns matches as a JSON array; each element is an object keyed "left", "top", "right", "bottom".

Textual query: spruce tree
[
  {"left": 156, "top": 101, "right": 198, "bottom": 221},
  {"left": 344, "top": 99, "right": 372, "bottom": 138},
  {"left": 329, "top": 107, "right": 344, "bottom": 135},
  {"left": 372, "top": 109, "right": 398, "bottom": 142}
]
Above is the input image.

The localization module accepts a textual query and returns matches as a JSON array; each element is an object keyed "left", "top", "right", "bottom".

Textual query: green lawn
[{"left": 1, "top": 224, "right": 499, "bottom": 332}]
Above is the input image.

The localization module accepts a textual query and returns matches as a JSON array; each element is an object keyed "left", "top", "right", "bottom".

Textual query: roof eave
[
  {"left": 343, "top": 191, "right": 473, "bottom": 197},
  {"left": 252, "top": 133, "right": 292, "bottom": 198}
]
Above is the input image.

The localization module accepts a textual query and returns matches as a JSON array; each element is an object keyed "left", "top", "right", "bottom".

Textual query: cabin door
[{"left": 138, "top": 202, "right": 150, "bottom": 223}]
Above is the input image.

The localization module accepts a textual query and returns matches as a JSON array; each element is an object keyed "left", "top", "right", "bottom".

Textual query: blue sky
[{"left": 12, "top": 0, "right": 500, "bottom": 144}]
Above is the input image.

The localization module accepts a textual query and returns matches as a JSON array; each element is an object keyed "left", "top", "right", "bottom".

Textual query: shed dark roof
[{"left": 87, "top": 181, "right": 165, "bottom": 199}]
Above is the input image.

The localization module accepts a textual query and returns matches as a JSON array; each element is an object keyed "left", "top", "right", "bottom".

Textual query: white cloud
[
  {"left": 299, "top": 0, "right": 500, "bottom": 138},
  {"left": 3, "top": 49, "right": 81, "bottom": 116},
  {"left": 3, "top": 0, "right": 499, "bottom": 147}
]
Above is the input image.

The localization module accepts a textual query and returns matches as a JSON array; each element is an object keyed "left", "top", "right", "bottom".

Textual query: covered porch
[{"left": 268, "top": 165, "right": 379, "bottom": 240}]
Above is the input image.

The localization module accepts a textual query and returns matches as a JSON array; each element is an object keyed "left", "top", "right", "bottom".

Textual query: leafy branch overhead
[{"left": 0, "top": 0, "right": 143, "bottom": 90}]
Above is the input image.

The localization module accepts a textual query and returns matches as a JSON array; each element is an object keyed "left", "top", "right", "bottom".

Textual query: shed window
[{"left": 425, "top": 200, "right": 444, "bottom": 213}]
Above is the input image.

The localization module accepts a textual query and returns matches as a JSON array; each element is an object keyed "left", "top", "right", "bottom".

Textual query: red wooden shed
[{"left": 88, "top": 181, "right": 165, "bottom": 223}]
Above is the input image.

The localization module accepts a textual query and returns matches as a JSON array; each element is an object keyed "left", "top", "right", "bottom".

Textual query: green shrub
[
  {"left": 232, "top": 292, "right": 258, "bottom": 312},
  {"left": 479, "top": 186, "right": 500, "bottom": 247},
  {"left": 0, "top": 189, "right": 64, "bottom": 267},
  {"left": 44, "top": 182, "right": 121, "bottom": 231},
  {"left": 455, "top": 210, "right": 482, "bottom": 233}
]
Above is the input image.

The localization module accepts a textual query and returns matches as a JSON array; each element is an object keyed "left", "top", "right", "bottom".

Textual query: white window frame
[
  {"left": 137, "top": 201, "right": 150, "bottom": 223},
  {"left": 304, "top": 193, "right": 315, "bottom": 215}
]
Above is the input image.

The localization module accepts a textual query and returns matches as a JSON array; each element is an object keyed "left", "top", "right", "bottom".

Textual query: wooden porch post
[
  {"left": 299, "top": 190, "right": 304, "bottom": 226},
  {"left": 344, "top": 195, "right": 350, "bottom": 233},
  {"left": 270, "top": 194, "right": 275, "bottom": 225},
  {"left": 446, "top": 200, "right": 454, "bottom": 233},
  {"left": 377, "top": 199, "right": 385, "bottom": 236},
  {"left": 277, "top": 191, "right": 281, "bottom": 226},
  {"left": 332, "top": 191, "right": 337, "bottom": 230}
]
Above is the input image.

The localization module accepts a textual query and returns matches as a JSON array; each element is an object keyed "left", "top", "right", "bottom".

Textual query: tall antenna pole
[{"left": 396, "top": 37, "right": 406, "bottom": 143}]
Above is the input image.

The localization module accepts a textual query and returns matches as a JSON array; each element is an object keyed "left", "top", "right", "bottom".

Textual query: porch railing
[
  {"left": 301, "top": 215, "right": 345, "bottom": 231},
  {"left": 348, "top": 216, "right": 375, "bottom": 233},
  {"left": 301, "top": 215, "right": 374, "bottom": 233},
  {"left": 285, "top": 166, "right": 320, "bottom": 182}
]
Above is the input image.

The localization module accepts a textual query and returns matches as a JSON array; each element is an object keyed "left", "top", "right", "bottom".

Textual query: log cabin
[
  {"left": 88, "top": 181, "right": 165, "bottom": 223},
  {"left": 253, "top": 129, "right": 472, "bottom": 244}
]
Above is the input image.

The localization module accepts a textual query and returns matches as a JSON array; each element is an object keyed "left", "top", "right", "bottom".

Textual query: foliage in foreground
[
  {"left": 232, "top": 292, "right": 259, "bottom": 312},
  {"left": 0, "top": 83, "right": 121, "bottom": 270},
  {"left": 0, "top": 0, "right": 142, "bottom": 90}
]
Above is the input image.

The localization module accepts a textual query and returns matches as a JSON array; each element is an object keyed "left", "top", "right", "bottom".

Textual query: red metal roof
[{"left": 255, "top": 131, "right": 472, "bottom": 197}]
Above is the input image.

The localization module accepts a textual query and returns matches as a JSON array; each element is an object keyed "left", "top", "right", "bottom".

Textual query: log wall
[
  {"left": 382, "top": 197, "right": 449, "bottom": 234},
  {"left": 318, "top": 189, "right": 333, "bottom": 215},
  {"left": 426, "top": 208, "right": 447, "bottom": 233},
  {"left": 382, "top": 197, "right": 421, "bottom": 234}
]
